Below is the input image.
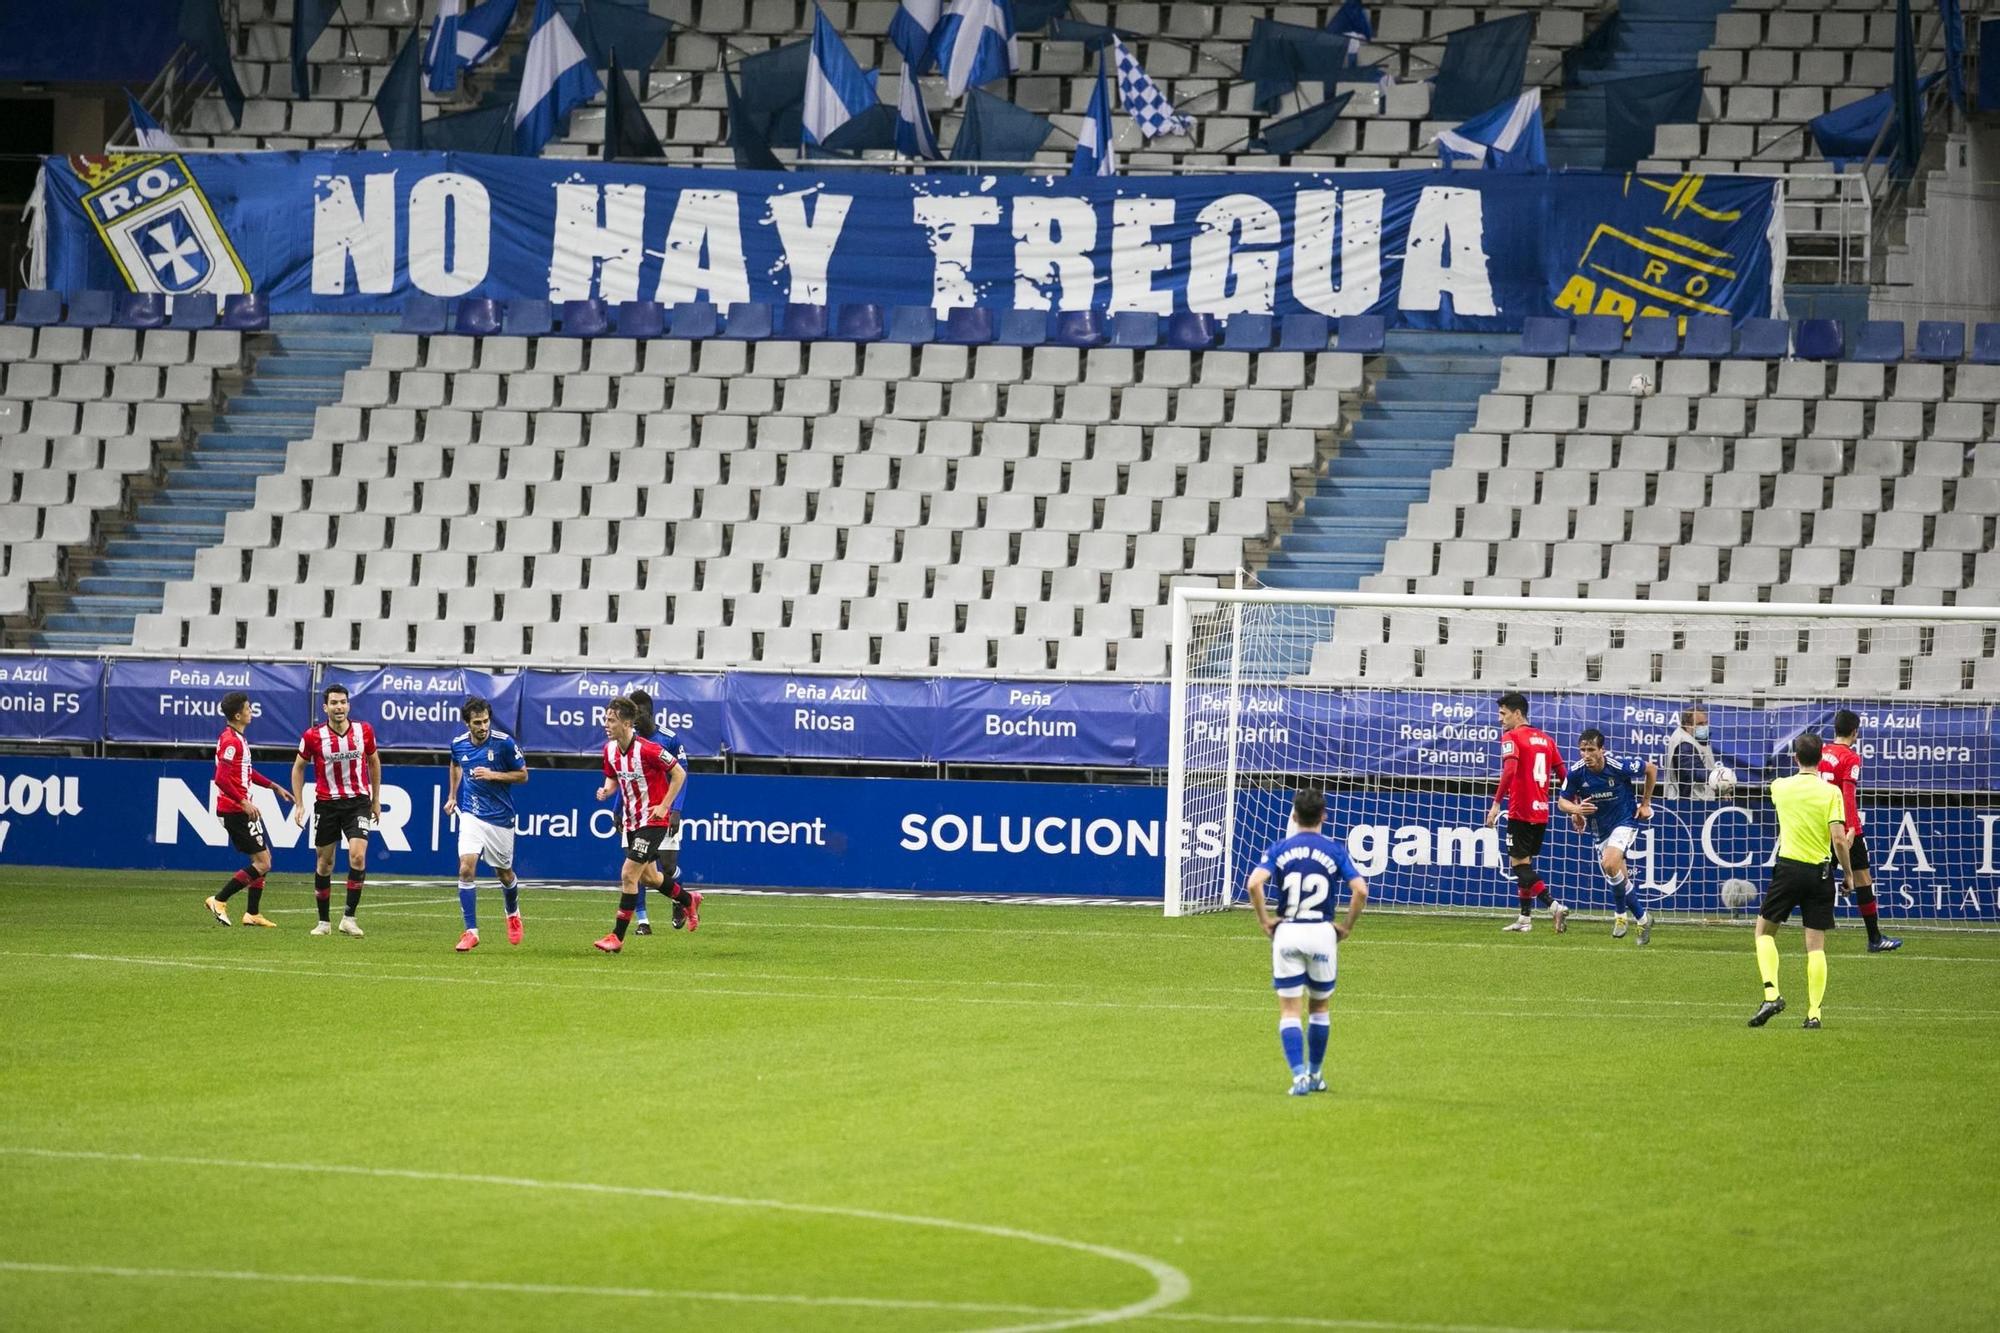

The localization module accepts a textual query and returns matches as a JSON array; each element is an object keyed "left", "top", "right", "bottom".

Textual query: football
[
  {"left": 1628, "top": 373, "right": 1655, "bottom": 397},
  {"left": 1708, "top": 764, "right": 1738, "bottom": 798},
  {"left": 1719, "top": 877, "right": 1759, "bottom": 909}
]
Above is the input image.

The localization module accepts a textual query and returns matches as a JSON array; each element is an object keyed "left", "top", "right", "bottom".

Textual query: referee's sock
[
  {"left": 314, "top": 873, "right": 332, "bottom": 922},
  {"left": 1278, "top": 1018, "right": 1307, "bottom": 1078},
  {"left": 1306, "top": 1013, "right": 1330, "bottom": 1074},
  {"left": 1806, "top": 948, "right": 1827, "bottom": 1019},
  {"left": 1854, "top": 887, "right": 1884, "bottom": 944},
  {"left": 458, "top": 881, "right": 477, "bottom": 930},
  {"left": 1755, "top": 933, "right": 1782, "bottom": 999}
]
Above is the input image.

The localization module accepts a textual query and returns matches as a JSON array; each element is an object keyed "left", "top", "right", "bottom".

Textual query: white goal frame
[{"left": 1165, "top": 588, "right": 2000, "bottom": 917}]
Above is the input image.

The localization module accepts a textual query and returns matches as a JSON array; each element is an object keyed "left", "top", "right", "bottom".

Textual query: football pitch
[{"left": 2, "top": 870, "right": 1996, "bottom": 1333}]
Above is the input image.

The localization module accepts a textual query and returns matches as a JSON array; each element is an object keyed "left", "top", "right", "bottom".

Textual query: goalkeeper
[{"left": 1556, "top": 729, "right": 1658, "bottom": 946}]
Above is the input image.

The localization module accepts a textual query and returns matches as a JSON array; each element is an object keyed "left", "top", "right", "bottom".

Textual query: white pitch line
[
  {"left": 6, "top": 951, "right": 1997, "bottom": 1023},
  {"left": 0, "top": 1147, "right": 1188, "bottom": 1333}
]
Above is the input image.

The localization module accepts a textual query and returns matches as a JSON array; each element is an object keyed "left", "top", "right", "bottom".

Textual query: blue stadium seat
[
  {"left": 1336, "top": 314, "right": 1385, "bottom": 353},
  {"left": 720, "top": 302, "right": 772, "bottom": 340},
  {"left": 995, "top": 308, "right": 1048, "bottom": 346},
  {"left": 614, "top": 300, "right": 667, "bottom": 338},
  {"left": 220, "top": 293, "right": 269, "bottom": 331},
  {"left": 115, "top": 293, "right": 167, "bottom": 329},
  {"left": 560, "top": 299, "right": 611, "bottom": 337},
  {"left": 62, "top": 290, "right": 116, "bottom": 327},
  {"left": 1276, "top": 313, "right": 1331, "bottom": 350},
  {"left": 1681, "top": 315, "right": 1732, "bottom": 358},
  {"left": 1972, "top": 323, "right": 2000, "bottom": 364},
  {"left": 1791, "top": 318, "right": 1843, "bottom": 361},
  {"left": 781, "top": 303, "right": 828, "bottom": 341},
  {"left": 885, "top": 304, "right": 937, "bottom": 343},
  {"left": 669, "top": 301, "right": 720, "bottom": 339},
  {"left": 1049, "top": 309, "right": 1107, "bottom": 347},
  {"left": 1571, "top": 314, "right": 1623, "bottom": 356},
  {"left": 1853, "top": 320, "right": 1905, "bottom": 363},
  {"left": 455, "top": 297, "right": 503, "bottom": 336},
  {"left": 1915, "top": 319, "right": 1965, "bottom": 362},
  {"left": 1627, "top": 315, "right": 1678, "bottom": 358},
  {"left": 1220, "top": 313, "right": 1274, "bottom": 350},
  {"left": 1110, "top": 311, "right": 1160, "bottom": 348},
  {"left": 169, "top": 293, "right": 218, "bottom": 329},
  {"left": 943, "top": 306, "right": 995, "bottom": 344},
  {"left": 1520, "top": 316, "right": 1569, "bottom": 356},
  {"left": 399, "top": 294, "right": 447, "bottom": 334},
  {"left": 1166, "top": 311, "right": 1217, "bottom": 350},
  {"left": 501, "top": 299, "right": 552, "bottom": 336},
  {"left": 1734, "top": 318, "right": 1789, "bottom": 359},
  {"left": 12, "top": 289, "right": 61, "bottom": 325},
  {"left": 833, "top": 302, "right": 884, "bottom": 341}
]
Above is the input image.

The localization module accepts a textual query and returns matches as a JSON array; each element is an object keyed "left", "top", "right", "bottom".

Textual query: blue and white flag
[
  {"left": 1435, "top": 88, "right": 1545, "bottom": 170},
  {"left": 1327, "top": 0, "right": 1371, "bottom": 58},
  {"left": 804, "top": 7, "right": 879, "bottom": 146},
  {"left": 457, "top": 0, "right": 517, "bottom": 73},
  {"left": 1070, "top": 52, "right": 1115, "bottom": 176},
  {"left": 889, "top": 0, "right": 941, "bottom": 74},
  {"left": 1111, "top": 35, "right": 1193, "bottom": 139},
  {"left": 514, "top": 0, "right": 603, "bottom": 157},
  {"left": 895, "top": 65, "right": 940, "bottom": 158},
  {"left": 425, "top": 0, "right": 463, "bottom": 92},
  {"left": 124, "top": 94, "right": 180, "bottom": 152},
  {"left": 933, "top": 0, "right": 1018, "bottom": 98}
]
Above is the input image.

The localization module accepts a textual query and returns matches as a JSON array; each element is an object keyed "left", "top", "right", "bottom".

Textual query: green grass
[{"left": 2, "top": 868, "right": 1996, "bottom": 1333}]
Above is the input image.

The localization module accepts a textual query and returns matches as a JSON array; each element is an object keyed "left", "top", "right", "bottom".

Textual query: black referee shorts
[{"left": 1761, "top": 857, "right": 1836, "bottom": 931}]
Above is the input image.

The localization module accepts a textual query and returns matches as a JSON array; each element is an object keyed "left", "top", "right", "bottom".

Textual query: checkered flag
[{"left": 1112, "top": 36, "right": 1195, "bottom": 140}]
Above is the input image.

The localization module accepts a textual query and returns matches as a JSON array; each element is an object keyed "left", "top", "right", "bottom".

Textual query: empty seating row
[
  {"left": 7, "top": 290, "right": 265, "bottom": 331},
  {"left": 1522, "top": 315, "right": 1999, "bottom": 364},
  {"left": 1305, "top": 642, "right": 2000, "bottom": 694},
  {"left": 0, "top": 326, "right": 243, "bottom": 367},
  {"left": 1452, "top": 432, "right": 2000, "bottom": 481},
  {"left": 1, "top": 364, "right": 214, "bottom": 405},
  {"left": 1497, "top": 356, "right": 2000, "bottom": 402}
]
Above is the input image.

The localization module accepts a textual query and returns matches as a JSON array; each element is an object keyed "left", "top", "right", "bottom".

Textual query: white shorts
[
  {"left": 457, "top": 813, "right": 516, "bottom": 870},
  {"left": 1271, "top": 920, "right": 1338, "bottom": 998},
  {"left": 1596, "top": 824, "right": 1640, "bottom": 858}
]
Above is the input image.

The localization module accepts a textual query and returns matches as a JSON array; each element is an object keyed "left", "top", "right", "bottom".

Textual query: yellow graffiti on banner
[{"left": 1553, "top": 175, "right": 1755, "bottom": 330}]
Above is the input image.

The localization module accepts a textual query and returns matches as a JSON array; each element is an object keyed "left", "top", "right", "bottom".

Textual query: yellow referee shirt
[{"left": 1770, "top": 772, "right": 1845, "bottom": 864}]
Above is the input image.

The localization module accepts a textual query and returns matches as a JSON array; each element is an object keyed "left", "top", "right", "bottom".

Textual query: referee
[{"left": 1750, "top": 732, "right": 1855, "bottom": 1029}]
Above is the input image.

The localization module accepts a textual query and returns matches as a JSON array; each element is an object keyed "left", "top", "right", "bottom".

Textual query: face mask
[{"left": 1692, "top": 726, "right": 1710, "bottom": 742}]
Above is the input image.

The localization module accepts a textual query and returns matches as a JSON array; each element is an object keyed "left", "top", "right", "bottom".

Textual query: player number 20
[{"left": 1278, "top": 870, "right": 1331, "bottom": 919}]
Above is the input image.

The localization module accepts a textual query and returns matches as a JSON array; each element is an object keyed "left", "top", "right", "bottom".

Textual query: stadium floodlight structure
[{"left": 1166, "top": 589, "right": 2000, "bottom": 926}]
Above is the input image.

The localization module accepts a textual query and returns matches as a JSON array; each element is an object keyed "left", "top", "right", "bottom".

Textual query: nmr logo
[{"left": 74, "top": 154, "right": 248, "bottom": 296}]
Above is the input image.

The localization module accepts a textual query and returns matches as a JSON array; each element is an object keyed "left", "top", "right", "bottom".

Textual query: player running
[
  {"left": 203, "top": 690, "right": 294, "bottom": 927},
  {"left": 291, "top": 683, "right": 381, "bottom": 938},
  {"left": 1820, "top": 709, "right": 1902, "bottom": 953},
  {"left": 445, "top": 696, "right": 529, "bottom": 952},
  {"left": 1246, "top": 789, "right": 1367, "bottom": 1097},
  {"left": 1485, "top": 691, "right": 1570, "bottom": 933},
  {"left": 592, "top": 696, "right": 687, "bottom": 954},
  {"left": 626, "top": 687, "right": 699, "bottom": 934},
  {"left": 1557, "top": 729, "right": 1659, "bottom": 945}
]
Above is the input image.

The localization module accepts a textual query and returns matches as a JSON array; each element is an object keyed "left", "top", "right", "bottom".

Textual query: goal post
[{"left": 1165, "top": 588, "right": 2000, "bottom": 926}]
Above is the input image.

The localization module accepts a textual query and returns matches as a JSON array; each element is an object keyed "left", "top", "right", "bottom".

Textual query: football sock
[
  {"left": 665, "top": 881, "right": 691, "bottom": 904},
  {"left": 613, "top": 892, "right": 638, "bottom": 940},
  {"left": 1533, "top": 884, "right": 1553, "bottom": 909},
  {"left": 1278, "top": 1018, "right": 1307, "bottom": 1078},
  {"left": 1755, "top": 933, "right": 1781, "bottom": 999},
  {"left": 1517, "top": 892, "right": 1534, "bottom": 918},
  {"left": 1855, "top": 887, "right": 1883, "bottom": 944},
  {"left": 458, "top": 882, "right": 477, "bottom": 930},
  {"left": 633, "top": 882, "right": 649, "bottom": 921},
  {"left": 344, "top": 871, "right": 363, "bottom": 918},
  {"left": 217, "top": 868, "right": 250, "bottom": 902},
  {"left": 502, "top": 879, "right": 519, "bottom": 916},
  {"left": 1306, "top": 1013, "right": 1330, "bottom": 1074},
  {"left": 246, "top": 877, "right": 264, "bottom": 915},
  {"left": 1806, "top": 948, "right": 1828, "bottom": 1018},
  {"left": 314, "top": 874, "right": 332, "bottom": 922},
  {"left": 1606, "top": 872, "right": 1629, "bottom": 914}
]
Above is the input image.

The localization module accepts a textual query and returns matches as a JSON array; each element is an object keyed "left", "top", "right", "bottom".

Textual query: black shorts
[
  {"left": 1506, "top": 819, "right": 1546, "bottom": 860},
  {"left": 626, "top": 825, "right": 674, "bottom": 863},
  {"left": 314, "top": 798, "right": 374, "bottom": 848},
  {"left": 1847, "top": 832, "right": 1871, "bottom": 874},
  {"left": 221, "top": 811, "right": 267, "bottom": 856},
  {"left": 1761, "top": 857, "right": 1836, "bottom": 931}
]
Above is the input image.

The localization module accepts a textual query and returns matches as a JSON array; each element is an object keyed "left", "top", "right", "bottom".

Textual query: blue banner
[
  {"left": 515, "top": 670, "right": 728, "bottom": 756},
  {"left": 317, "top": 665, "right": 524, "bottom": 751},
  {"left": 37, "top": 151, "right": 1783, "bottom": 329},
  {"left": 723, "top": 674, "right": 937, "bottom": 762},
  {"left": 102, "top": 660, "right": 312, "bottom": 745},
  {"left": 0, "top": 657, "right": 101, "bottom": 743},
  {"left": 934, "top": 679, "right": 1151, "bottom": 767}
]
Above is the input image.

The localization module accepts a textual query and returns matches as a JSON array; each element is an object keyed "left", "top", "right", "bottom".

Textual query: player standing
[
  {"left": 1557, "top": 729, "right": 1659, "bottom": 945},
  {"left": 626, "top": 687, "right": 700, "bottom": 934},
  {"left": 1485, "top": 691, "right": 1570, "bottom": 933},
  {"left": 203, "top": 690, "right": 294, "bottom": 927},
  {"left": 1750, "top": 732, "right": 1854, "bottom": 1029},
  {"left": 592, "top": 696, "right": 686, "bottom": 954},
  {"left": 445, "top": 696, "right": 529, "bottom": 952},
  {"left": 1246, "top": 790, "right": 1367, "bottom": 1096},
  {"left": 290, "top": 683, "right": 381, "bottom": 938},
  {"left": 1820, "top": 709, "right": 1902, "bottom": 953}
]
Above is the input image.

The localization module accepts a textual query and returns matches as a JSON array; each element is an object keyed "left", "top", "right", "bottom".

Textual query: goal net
[{"left": 1165, "top": 590, "right": 2000, "bottom": 926}]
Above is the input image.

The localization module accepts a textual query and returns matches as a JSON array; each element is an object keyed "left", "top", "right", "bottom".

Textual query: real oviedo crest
[{"left": 72, "top": 154, "right": 249, "bottom": 296}]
